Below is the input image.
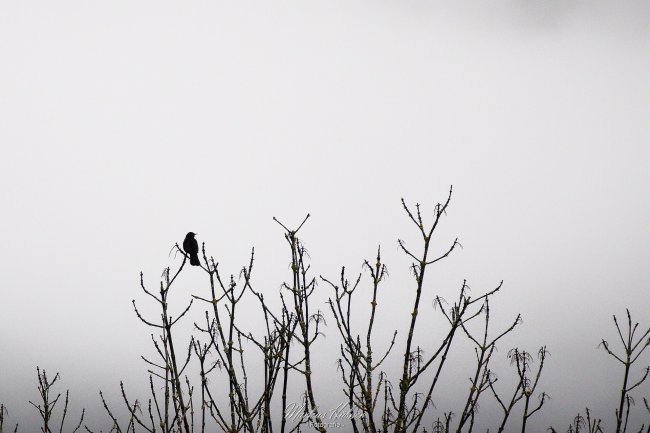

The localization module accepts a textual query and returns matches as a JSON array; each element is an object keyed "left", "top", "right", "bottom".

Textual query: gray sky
[{"left": 1, "top": 1, "right": 649, "bottom": 431}]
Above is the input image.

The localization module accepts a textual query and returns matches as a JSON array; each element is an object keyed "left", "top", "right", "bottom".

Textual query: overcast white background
[{"left": 0, "top": 1, "right": 649, "bottom": 431}]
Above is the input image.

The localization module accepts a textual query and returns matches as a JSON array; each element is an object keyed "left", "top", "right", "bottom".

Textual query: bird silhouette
[{"left": 183, "top": 232, "right": 200, "bottom": 266}]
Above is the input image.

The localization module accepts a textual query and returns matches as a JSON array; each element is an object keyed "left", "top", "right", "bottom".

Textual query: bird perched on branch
[{"left": 183, "top": 232, "right": 200, "bottom": 266}]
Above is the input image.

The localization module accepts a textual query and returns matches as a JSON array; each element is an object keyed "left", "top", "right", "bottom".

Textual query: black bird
[{"left": 183, "top": 232, "right": 200, "bottom": 266}]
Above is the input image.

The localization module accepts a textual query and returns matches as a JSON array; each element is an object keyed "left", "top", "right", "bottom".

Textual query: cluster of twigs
[
  {"left": 1, "top": 189, "right": 649, "bottom": 433},
  {"left": 17, "top": 367, "right": 85, "bottom": 433}
]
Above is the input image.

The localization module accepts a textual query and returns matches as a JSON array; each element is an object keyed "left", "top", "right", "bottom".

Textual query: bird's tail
[{"left": 190, "top": 254, "right": 200, "bottom": 266}]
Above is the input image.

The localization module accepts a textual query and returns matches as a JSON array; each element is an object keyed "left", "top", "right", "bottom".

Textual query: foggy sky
[{"left": 1, "top": 1, "right": 649, "bottom": 431}]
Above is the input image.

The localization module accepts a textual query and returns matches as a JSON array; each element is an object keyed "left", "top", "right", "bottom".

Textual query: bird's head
[{"left": 186, "top": 232, "right": 197, "bottom": 238}]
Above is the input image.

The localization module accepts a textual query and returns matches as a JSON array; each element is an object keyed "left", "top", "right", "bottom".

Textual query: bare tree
[
  {"left": 28, "top": 368, "right": 84, "bottom": 433},
  {"left": 0, "top": 403, "right": 19, "bottom": 433},
  {"left": 488, "top": 346, "right": 549, "bottom": 433},
  {"left": 323, "top": 188, "right": 531, "bottom": 433},
  {"left": 454, "top": 299, "right": 522, "bottom": 433},
  {"left": 600, "top": 309, "right": 650, "bottom": 433}
]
